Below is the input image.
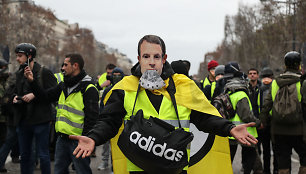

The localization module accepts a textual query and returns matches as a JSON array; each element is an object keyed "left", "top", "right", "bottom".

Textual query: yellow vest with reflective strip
[
  {"left": 258, "top": 88, "right": 272, "bottom": 116},
  {"left": 54, "top": 73, "right": 64, "bottom": 84},
  {"left": 55, "top": 84, "right": 96, "bottom": 135},
  {"left": 271, "top": 80, "right": 301, "bottom": 116},
  {"left": 271, "top": 80, "right": 301, "bottom": 102},
  {"left": 228, "top": 91, "right": 258, "bottom": 139},
  {"left": 98, "top": 72, "right": 107, "bottom": 89},
  {"left": 124, "top": 89, "right": 191, "bottom": 172},
  {"left": 201, "top": 77, "right": 211, "bottom": 89}
]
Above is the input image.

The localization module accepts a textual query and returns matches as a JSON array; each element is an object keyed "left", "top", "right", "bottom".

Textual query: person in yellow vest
[
  {"left": 70, "top": 35, "right": 258, "bottom": 174},
  {"left": 222, "top": 62, "right": 262, "bottom": 174},
  {"left": 203, "top": 65, "right": 224, "bottom": 101},
  {"left": 23, "top": 53, "right": 99, "bottom": 174},
  {"left": 258, "top": 67, "right": 278, "bottom": 174},
  {"left": 97, "top": 63, "right": 116, "bottom": 90},
  {"left": 260, "top": 51, "right": 306, "bottom": 174},
  {"left": 200, "top": 60, "right": 219, "bottom": 90}
]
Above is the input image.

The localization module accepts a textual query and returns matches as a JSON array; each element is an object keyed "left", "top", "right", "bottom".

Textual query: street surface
[{"left": 3, "top": 143, "right": 300, "bottom": 173}]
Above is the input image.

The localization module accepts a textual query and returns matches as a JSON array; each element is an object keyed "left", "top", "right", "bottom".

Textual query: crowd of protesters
[{"left": 0, "top": 37, "right": 305, "bottom": 174}]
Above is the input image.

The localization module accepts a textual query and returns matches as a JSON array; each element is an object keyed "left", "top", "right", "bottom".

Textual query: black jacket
[
  {"left": 13, "top": 62, "right": 57, "bottom": 126},
  {"left": 248, "top": 80, "right": 262, "bottom": 118},
  {"left": 88, "top": 62, "right": 235, "bottom": 145},
  {"left": 29, "top": 70, "right": 99, "bottom": 136}
]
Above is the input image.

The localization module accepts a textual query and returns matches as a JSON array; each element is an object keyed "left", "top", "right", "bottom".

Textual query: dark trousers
[
  {"left": 0, "top": 122, "right": 6, "bottom": 147},
  {"left": 0, "top": 125, "right": 18, "bottom": 168},
  {"left": 257, "top": 127, "right": 278, "bottom": 174},
  {"left": 10, "top": 140, "right": 20, "bottom": 159},
  {"left": 230, "top": 141, "right": 257, "bottom": 174},
  {"left": 274, "top": 135, "right": 306, "bottom": 170},
  {"left": 17, "top": 122, "right": 51, "bottom": 174}
]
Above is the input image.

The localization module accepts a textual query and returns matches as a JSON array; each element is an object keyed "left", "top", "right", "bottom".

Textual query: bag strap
[
  {"left": 131, "top": 77, "right": 182, "bottom": 128},
  {"left": 131, "top": 84, "right": 141, "bottom": 116},
  {"left": 166, "top": 76, "right": 182, "bottom": 128}
]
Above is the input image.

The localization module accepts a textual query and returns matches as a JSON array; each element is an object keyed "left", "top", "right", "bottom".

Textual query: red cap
[{"left": 207, "top": 60, "right": 219, "bottom": 71}]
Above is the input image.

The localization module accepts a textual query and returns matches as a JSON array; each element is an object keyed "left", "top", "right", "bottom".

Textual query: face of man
[
  {"left": 112, "top": 72, "right": 123, "bottom": 84},
  {"left": 16, "top": 53, "right": 27, "bottom": 65},
  {"left": 138, "top": 40, "right": 167, "bottom": 75},
  {"left": 215, "top": 74, "right": 223, "bottom": 81},
  {"left": 248, "top": 70, "right": 259, "bottom": 82},
  {"left": 62, "top": 57, "right": 77, "bottom": 77},
  {"left": 262, "top": 77, "right": 272, "bottom": 85},
  {"left": 106, "top": 68, "right": 114, "bottom": 76}
]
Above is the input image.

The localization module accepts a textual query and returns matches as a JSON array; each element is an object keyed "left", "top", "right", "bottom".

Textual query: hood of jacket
[
  {"left": 224, "top": 77, "right": 248, "bottom": 93},
  {"left": 275, "top": 70, "right": 301, "bottom": 88},
  {"left": 130, "top": 61, "right": 175, "bottom": 80}
]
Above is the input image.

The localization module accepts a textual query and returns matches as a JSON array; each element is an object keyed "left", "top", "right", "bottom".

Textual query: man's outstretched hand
[
  {"left": 230, "top": 122, "right": 258, "bottom": 146},
  {"left": 70, "top": 135, "right": 95, "bottom": 159}
]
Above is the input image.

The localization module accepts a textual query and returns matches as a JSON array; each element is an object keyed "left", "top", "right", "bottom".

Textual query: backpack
[
  {"left": 212, "top": 92, "right": 236, "bottom": 119},
  {"left": 272, "top": 82, "right": 303, "bottom": 125}
]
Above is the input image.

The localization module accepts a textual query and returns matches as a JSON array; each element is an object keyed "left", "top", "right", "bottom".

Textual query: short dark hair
[
  {"left": 248, "top": 68, "right": 258, "bottom": 74},
  {"left": 65, "top": 53, "right": 84, "bottom": 70},
  {"left": 106, "top": 63, "right": 116, "bottom": 70},
  {"left": 138, "top": 35, "right": 166, "bottom": 57}
]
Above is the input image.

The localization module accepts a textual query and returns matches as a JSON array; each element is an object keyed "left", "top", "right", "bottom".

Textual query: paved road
[
  {"left": 4, "top": 144, "right": 300, "bottom": 173},
  {"left": 232, "top": 145, "right": 300, "bottom": 174},
  {"left": 3, "top": 145, "right": 112, "bottom": 174}
]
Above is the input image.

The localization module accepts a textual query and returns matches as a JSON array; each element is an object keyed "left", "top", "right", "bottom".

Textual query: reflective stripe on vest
[
  {"left": 257, "top": 90, "right": 261, "bottom": 113},
  {"left": 54, "top": 73, "right": 64, "bottom": 84},
  {"left": 229, "top": 91, "right": 258, "bottom": 139},
  {"left": 55, "top": 84, "right": 97, "bottom": 135},
  {"left": 124, "top": 89, "right": 192, "bottom": 171}
]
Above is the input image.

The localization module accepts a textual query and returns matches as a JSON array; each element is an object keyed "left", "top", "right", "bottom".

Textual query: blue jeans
[
  {"left": 54, "top": 136, "right": 92, "bottom": 174},
  {"left": 17, "top": 122, "right": 51, "bottom": 174},
  {"left": 0, "top": 126, "right": 18, "bottom": 169}
]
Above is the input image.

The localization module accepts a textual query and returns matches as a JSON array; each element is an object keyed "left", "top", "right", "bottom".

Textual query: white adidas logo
[{"left": 129, "top": 131, "right": 184, "bottom": 161}]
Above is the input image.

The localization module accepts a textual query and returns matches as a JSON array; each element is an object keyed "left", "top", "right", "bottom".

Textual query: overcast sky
[{"left": 33, "top": 0, "right": 260, "bottom": 75}]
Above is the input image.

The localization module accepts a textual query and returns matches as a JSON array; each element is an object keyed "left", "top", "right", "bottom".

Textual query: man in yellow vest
[
  {"left": 70, "top": 35, "right": 258, "bottom": 174},
  {"left": 200, "top": 60, "right": 219, "bottom": 90},
  {"left": 260, "top": 51, "right": 306, "bottom": 174},
  {"left": 97, "top": 63, "right": 116, "bottom": 90},
  {"left": 23, "top": 53, "right": 99, "bottom": 174},
  {"left": 222, "top": 62, "right": 261, "bottom": 174},
  {"left": 258, "top": 67, "right": 278, "bottom": 174}
]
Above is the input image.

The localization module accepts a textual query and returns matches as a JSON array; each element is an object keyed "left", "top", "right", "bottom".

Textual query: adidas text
[{"left": 129, "top": 131, "right": 184, "bottom": 161}]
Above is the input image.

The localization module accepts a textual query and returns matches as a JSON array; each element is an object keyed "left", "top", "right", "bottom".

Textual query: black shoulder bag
[{"left": 117, "top": 77, "right": 194, "bottom": 174}]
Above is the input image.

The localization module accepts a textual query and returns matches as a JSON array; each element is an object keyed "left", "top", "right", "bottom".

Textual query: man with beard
[
  {"left": 23, "top": 53, "right": 99, "bottom": 174},
  {"left": 69, "top": 35, "right": 258, "bottom": 174}
]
